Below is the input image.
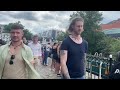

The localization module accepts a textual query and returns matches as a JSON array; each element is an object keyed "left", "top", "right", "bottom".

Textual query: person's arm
[
  {"left": 57, "top": 45, "right": 60, "bottom": 57},
  {"left": 60, "top": 39, "right": 70, "bottom": 79},
  {"left": 60, "top": 50, "right": 70, "bottom": 79}
]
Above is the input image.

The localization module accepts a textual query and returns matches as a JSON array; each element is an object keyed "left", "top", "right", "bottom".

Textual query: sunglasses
[{"left": 9, "top": 55, "right": 15, "bottom": 65}]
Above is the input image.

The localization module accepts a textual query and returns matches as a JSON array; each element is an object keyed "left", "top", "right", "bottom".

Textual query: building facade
[
  {"left": 0, "top": 24, "right": 11, "bottom": 43},
  {"left": 40, "top": 29, "right": 63, "bottom": 43},
  {"left": 100, "top": 18, "right": 120, "bottom": 38},
  {"left": 0, "top": 33, "right": 11, "bottom": 43}
]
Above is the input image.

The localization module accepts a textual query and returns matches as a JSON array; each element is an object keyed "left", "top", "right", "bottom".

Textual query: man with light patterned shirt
[
  {"left": 0, "top": 23, "right": 41, "bottom": 79},
  {"left": 28, "top": 35, "right": 42, "bottom": 71}
]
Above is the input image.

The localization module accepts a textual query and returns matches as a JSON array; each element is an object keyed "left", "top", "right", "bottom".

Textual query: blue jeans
[{"left": 43, "top": 51, "right": 49, "bottom": 65}]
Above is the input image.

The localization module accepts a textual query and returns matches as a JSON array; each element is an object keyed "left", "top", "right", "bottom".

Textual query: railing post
[
  {"left": 94, "top": 52, "right": 98, "bottom": 56},
  {"left": 99, "top": 61, "right": 103, "bottom": 79},
  {"left": 99, "top": 53, "right": 102, "bottom": 57},
  {"left": 90, "top": 59, "right": 94, "bottom": 79}
]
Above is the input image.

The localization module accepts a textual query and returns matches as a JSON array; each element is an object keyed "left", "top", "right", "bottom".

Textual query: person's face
[
  {"left": 72, "top": 21, "right": 84, "bottom": 35},
  {"left": 10, "top": 29, "right": 24, "bottom": 42},
  {"left": 33, "top": 37, "right": 38, "bottom": 43}
]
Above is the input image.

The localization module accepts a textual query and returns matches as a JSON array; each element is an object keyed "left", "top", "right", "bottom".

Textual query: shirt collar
[{"left": 8, "top": 40, "right": 26, "bottom": 49}]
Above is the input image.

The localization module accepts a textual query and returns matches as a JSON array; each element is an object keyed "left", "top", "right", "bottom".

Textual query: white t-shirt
[
  {"left": 46, "top": 44, "right": 51, "bottom": 52},
  {"left": 28, "top": 42, "right": 42, "bottom": 57}
]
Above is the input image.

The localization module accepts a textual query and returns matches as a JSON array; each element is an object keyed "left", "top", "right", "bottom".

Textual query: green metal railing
[{"left": 86, "top": 53, "right": 114, "bottom": 79}]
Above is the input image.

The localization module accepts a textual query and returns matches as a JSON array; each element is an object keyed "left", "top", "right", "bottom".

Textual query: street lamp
[{"left": 109, "top": 54, "right": 113, "bottom": 73}]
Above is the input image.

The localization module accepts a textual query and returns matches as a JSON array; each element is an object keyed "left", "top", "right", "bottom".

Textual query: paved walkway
[
  {"left": 36, "top": 58, "right": 99, "bottom": 79},
  {"left": 37, "top": 58, "right": 61, "bottom": 79}
]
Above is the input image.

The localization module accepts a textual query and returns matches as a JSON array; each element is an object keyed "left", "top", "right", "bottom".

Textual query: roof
[{"left": 101, "top": 19, "right": 120, "bottom": 30}]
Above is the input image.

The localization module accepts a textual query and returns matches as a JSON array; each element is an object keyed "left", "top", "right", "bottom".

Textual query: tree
[
  {"left": 23, "top": 29, "right": 33, "bottom": 40},
  {"left": 100, "top": 37, "right": 120, "bottom": 58},
  {"left": 4, "top": 21, "right": 33, "bottom": 40},
  {"left": 4, "top": 21, "right": 24, "bottom": 33},
  {"left": 57, "top": 31, "right": 69, "bottom": 41},
  {"left": 70, "top": 11, "right": 106, "bottom": 54}
]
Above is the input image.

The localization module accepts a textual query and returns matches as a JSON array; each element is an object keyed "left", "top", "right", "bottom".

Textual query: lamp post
[{"left": 109, "top": 54, "right": 112, "bottom": 73}]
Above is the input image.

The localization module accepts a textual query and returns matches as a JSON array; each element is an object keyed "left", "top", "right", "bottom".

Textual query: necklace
[{"left": 11, "top": 43, "right": 22, "bottom": 49}]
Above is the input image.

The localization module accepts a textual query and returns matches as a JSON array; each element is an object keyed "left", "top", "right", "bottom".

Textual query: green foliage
[
  {"left": 70, "top": 11, "right": 105, "bottom": 54},
  {"left": 23, "top": 29, "right": 33, "bottom": 40},
  {"left": 4, "top": 21, "right": 24, "bottom": 33},
  {"left": 70, "top": 11, "right": 103, "bottom": 31},
  {"left": 56, "top": 11, "right": 120, "bottom": 57},
  {"left": 100, "top": 37, "right": 120, "bottom": 57},
  {"left": 4, "top": 21, "right": 33, "bottom": 40},
  {"left": 57, "top": 31, "right": 69, "bottom": 41}
]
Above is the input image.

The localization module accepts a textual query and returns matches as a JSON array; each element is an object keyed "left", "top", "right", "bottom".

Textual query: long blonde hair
[{"left": 68, "top": 17, "right": 84, "bottom": 33}]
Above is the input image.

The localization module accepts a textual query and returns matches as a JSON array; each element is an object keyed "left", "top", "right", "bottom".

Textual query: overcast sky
[{"left": 0, "top": 11, "right": 120, "bottom": 34}]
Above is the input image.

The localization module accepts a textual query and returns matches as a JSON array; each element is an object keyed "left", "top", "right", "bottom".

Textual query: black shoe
[{"left": 57, "top": 74, "right": 61, "bottom": 77}]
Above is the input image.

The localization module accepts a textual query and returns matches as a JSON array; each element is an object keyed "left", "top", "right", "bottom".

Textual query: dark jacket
[{"left": 109, "top": 62, "right": 120, "bottom": 79}]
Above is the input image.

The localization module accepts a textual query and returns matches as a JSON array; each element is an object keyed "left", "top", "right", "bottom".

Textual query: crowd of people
[
  {"left": 22, "top": 35, "right": 63, "bottom": 78},
  {"left": 0, "top": 17, "right": 119, "bottom": 79},
  {"left": 0, "top": 17, "right": 88, "bottom": 79}
]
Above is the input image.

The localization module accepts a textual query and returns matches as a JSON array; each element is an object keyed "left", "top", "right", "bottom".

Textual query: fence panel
[{"left": 86, "top": 54, "right": 114, "bottom": 79}]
